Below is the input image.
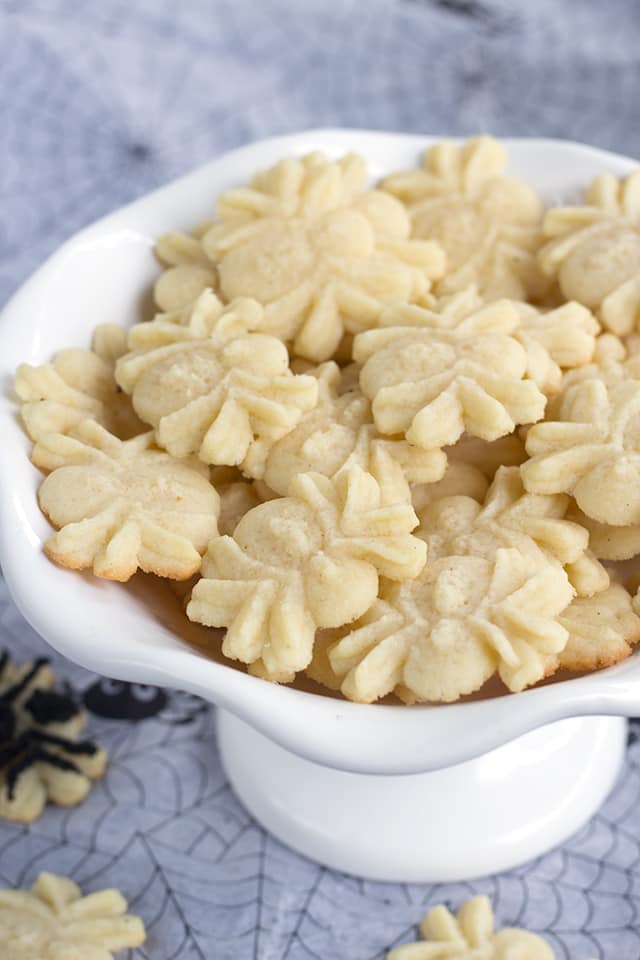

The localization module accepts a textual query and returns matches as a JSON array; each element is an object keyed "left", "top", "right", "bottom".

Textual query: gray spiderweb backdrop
[{"left": 2, "top": 1, "right": 640, "bottom": 957}]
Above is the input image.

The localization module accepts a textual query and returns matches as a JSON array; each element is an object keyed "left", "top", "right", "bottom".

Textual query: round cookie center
[
  {"left": 234, "top": 499, "right": 322, "bottom": 567},
  {"left": 560, "top": 224, "right": 640, "bottom": 307}
]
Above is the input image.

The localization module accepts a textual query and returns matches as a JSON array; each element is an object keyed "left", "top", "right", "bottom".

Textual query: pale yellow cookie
[
  {"left": 201, "top": 151, "right": 445, "bottom": 361},
  {"left": 522, "top": 378, "right": 640, "bottom": 526},
  {"left": 539, "top": 169, "right": 640, "bottom": 334},
  {"left": 130, "top": 288, "right": 263, "bottom": 345},
  {"left": 327, "top": 546, "right": 572, "bottom": 703},
  {"left": 417, "top": 466, "right": 608, "bottom": 597},
  {"left": 418, "top": 285, "right": 599, "bottom": 394},
  {"left": 33, "top": 421, "right": 219, "bottom": 581},
  {"left": 382, "top": 136, "right": 545, "bottom": 301},
  {"left": 263, "top": 361, "right": 446, "bottom": 502},
  {"left": 387, "top": 895, "right": 554, "bottom": 960},
  {"left": 187, "top": 466, "right": 426, "bottom": 679},
  {"left": 153, "top": 227, "right": 217, "bottom": 315},
  {"left": 0, "top": 655, "right": 107, "bottom": 822},
  {"left": 559, "top": 583, "right": 640, "bottom": 672},
  {"left": 572, "top": 509, "right": 640, "bottom": 561},
  {"left": 14, "top": 325, "right": 143, "bottom": 442},
  {"left": 354, "top": 300, "right": 547, "bottom": 450},
  {"left": 0, "top": 872, "right": 145, "bottom": 959},
  {"left": 116, "top": 300, "right": 319, "bottom": 476}
]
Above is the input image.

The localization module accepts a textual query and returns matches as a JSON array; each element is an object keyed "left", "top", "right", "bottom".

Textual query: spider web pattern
[
  {"left": 2, "top": 1, "right": 640, "bottom": 956},
  {"left": 1, "top": 569, "right": 640, "bottom": 959}
]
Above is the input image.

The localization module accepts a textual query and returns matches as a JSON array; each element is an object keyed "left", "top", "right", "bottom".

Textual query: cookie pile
[{"left": 15, "top": 136, "right": 640, "bottom": 704}]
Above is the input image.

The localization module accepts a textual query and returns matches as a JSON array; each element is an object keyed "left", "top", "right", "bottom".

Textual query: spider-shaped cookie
[
  {"left": 559, "top": 583, "right": 640, "bottom": 673},
  {"left": 382, "top": 136, "right": 545, "bottom": 301},
  {"left": 0, "top": 654, "right": 106, "bottom": 822},
  {"left": 116, "top": 297, "right": 319, "bottom": 475},
  {"left": 187, "top": 466, "right": 426, "bottom": 680},
  {"left": 410, "top": 284, "right": 599, "bottom": 394},
  {"left": 387, "top": 895, "right": 554, "bottom": 960},
  {"left": 353, "top": 299, "right": 547, "bottom": 450},
  {"left": 263, "top": 361, "right": 446, "bottom": 502},
  {"left": 200, "top": 151, "right": 445, "bottom": 361},
  {"left": 14, "top": 324, "right": 143, "bottom": 441},
  {"left": 418, "top": 466, "right": 608, "bottom": 597},
  {"left": 539, "top": 169, "right": 640, "bottom": 334},
  {"left": 33, "top": 421, "right": 220, "bottom": 581},
  {"left": 522, "top": 377, "right": 640, "bottom": 526},
  {"left": 327, "top": 546, "right": 572, "bottom": 703},
  {"left": 0, "top": 871, "right": 145, "bottom": 958}
]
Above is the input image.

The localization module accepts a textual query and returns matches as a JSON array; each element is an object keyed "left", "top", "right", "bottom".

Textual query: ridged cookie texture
[
  {"left": 116, "top": 297, "right": 319, "bottom": 476},
  {"left": 418, "top": 466, "right": 608, "bottom": 597},
  {"left": 326, "top": 546, "right": 573, "bottom": 703},
  {"left": 387, "top": 895, "right": 554, "bottom": 960},
  {"left": 187, "top": 466, "right": 426, "bottom": 681},
  {"left": 539, "top": 169, "right": 640, "bottom": 334},
  {"left": 14, "top": 324, "right": 143, "bottom": 441},
  {"left": 382, "top": 135, "right": 545, "bottom": 301},
  {"left": 201, "top": 151, "right": 445, "bottom": 361},
  {"left": 263, "top": 361, "right": 446, "bottom": 502},
  {"left": 33, "top": 422, "right": 219, "bottom": 581},
  {"left": 354, "top": 299, "right": 547, "bottom": 449},
  {"left": 0, "top": 872, "right": 145, "bottom": 959},
  {"left": 522, "top": 377, "right": 640, "bottom": 526}
]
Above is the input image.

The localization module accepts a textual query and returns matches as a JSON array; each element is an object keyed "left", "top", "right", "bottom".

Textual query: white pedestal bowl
[{"left": 1, "top": 131, "right": 638, "bottom": 882}]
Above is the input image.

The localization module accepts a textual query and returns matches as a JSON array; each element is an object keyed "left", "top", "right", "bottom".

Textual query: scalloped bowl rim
[{"left": 1, "top": 129, "right": 639, "bottom": 775}]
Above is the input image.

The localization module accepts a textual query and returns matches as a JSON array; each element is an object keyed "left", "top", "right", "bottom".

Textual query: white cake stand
[{"left": 1, "top": 131, "right": 637, "bottom": 882}]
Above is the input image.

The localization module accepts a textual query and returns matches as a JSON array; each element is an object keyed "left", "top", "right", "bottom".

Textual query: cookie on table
[
  {"left": 0, "top": 654, "right": 106, "bottom": 822},
  {"left": 187, "top": 466, "right": 426, "bottom": 681},
  {"left": 0, "top": 871, "right": 145, "bottom": 958},
  {"left": 326, "top": 545, "right": 573, "bottom": 703},
  {"left": 200, "top": 151, "right": 445, "bottom": 361},
  {"left": 33, "top": 421, "right": 219, "bottom": 581},
  {"left": 381, "top": 135, "right": 545, "bottom": 301},
  {"left": 116, "top": 299, "right": 319, "bottom": 477},
  {"left": 354, "top": 299, "right": 547, "bottom": 450},
  {"left": 387, "top": 895, "right": 554, "bottom": 960},
  {"left": 522, "top": 378, "right": 640, "bottom": 526},
  {"left": 559, "top": 583, "right": 640, "bottom": 672},
  {"left": 263, "top": 361, "right": 446, "bottom": 504},
  {"left": 539, "top": 168, "right": 640, "bottom": 335},
  {"left": 14, "top": 324, "right": 143, "bottom": 442}
]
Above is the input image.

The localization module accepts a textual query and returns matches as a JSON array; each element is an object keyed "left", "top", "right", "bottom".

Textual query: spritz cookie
[
  {"left": 15, "top": 324, "right": 143, "bottom": 442},
  {"left": 187, "top": 467, "right": 426, "bottom": 680},
  {"left": 33, "top": 421, "right": 219, "bottom": 581},
  {"left": 0, "top": 871, "right": 145, "bottom": 959},
  {"left": 354, "top": 300, "right": 547, "bottom": 450},
  {"left": 327, "top": 546, "right": 572, "bottom": 703},
  {"left": 263, "top": 361, "right": 446, "bottom": 502},
  {"left": 0, "top": 654, "right": 106, "bottom": 822},
  {"left": 116, "top": 300, "right": 319, "bottom": 476},
  {"left": 387, "top": 895, "right": 554, "bottom": 960},
  {"left": 382, "top": 135, "right": 545, "bottom": 301},
  {"left": 201, "top": 151, "right": 445, "bottom": 360},
  {"left": 559, "top": 583, "right": 640, "bottom": 672},
  {"left": 539, "top": 169, "right": 640, "bottom": 334},
  {"left": 417, "top": 466, "right": 608, "bottom": 597},
  {"left": 522, "top": 378, "right": 640, "bottom": 526}
]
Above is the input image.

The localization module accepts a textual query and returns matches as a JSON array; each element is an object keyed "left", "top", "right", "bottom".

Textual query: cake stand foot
[{"left": 217, "top": 710, "right": 626, "bottom": 883}]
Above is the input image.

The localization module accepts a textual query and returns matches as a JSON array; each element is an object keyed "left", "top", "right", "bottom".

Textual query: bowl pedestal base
[{"left": 218, "top": 710, "right": 626, "bottom": 883}]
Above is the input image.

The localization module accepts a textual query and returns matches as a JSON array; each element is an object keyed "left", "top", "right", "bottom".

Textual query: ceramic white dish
[{"left": 1, "top": 130, "right": 638, "bottom": 882}]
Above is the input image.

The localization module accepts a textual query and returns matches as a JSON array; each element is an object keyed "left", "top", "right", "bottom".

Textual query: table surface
[{"left": 2, "top": 2, "right": 640, "bottom": 957}]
